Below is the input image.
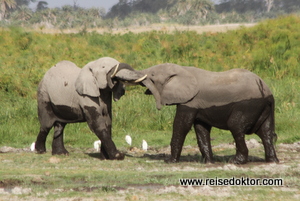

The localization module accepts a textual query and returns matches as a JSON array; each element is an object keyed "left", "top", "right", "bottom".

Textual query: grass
[
  {"left": 1, "top": 145, "right": 299, "bottom": 200},
  {"left": 1, "top": 16, "right": 300, "bottom": 200}
]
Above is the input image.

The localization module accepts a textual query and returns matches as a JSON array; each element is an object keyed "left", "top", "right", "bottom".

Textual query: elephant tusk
[
  {"left": 111, "top": 63, "right": 119, "bottom": 78},
  {"left": 134, "top": 74, "right": 147, "bottom": 83}
]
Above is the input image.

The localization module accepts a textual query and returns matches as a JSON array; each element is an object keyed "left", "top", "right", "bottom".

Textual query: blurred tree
[
  {"left": 12, "top": 4, "right": 32, "bottom": 20},
  {"left": 0, "top": 0, "right": 17, "bottom": 20},
  {"left": 36, "top": 1, "right": 48, "bottom": 11}
]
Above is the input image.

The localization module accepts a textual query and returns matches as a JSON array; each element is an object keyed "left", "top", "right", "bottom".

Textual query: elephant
[
  {"left": 35, "top": 57, "right": 147, "bottom": 160},
  {"left": 139, "top": 63, "right": 279, "bottom": 164}
]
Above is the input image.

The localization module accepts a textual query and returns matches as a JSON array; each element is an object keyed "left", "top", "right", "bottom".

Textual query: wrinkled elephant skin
[
  {"left": 140, "top": 63, "right": 279, "bottom": 164},
  {"left": 35, "top": 57, "right": 146, "bottom": 160}
]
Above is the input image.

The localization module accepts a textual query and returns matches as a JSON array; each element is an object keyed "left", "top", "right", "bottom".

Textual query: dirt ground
[{"left": 1, "top": 139, "right": 300, "bottom": 200}]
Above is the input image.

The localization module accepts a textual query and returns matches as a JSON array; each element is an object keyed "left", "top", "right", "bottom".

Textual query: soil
[{"left": 1, "top": 139, "right": 300, "bottom": 200}]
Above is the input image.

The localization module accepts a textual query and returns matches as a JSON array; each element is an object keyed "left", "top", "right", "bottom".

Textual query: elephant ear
[
  {"left": 75, "top": 64, "right": 100, "bottom": 97},
  {"left": 161, "top": 66, "right": 198, "bottom": 106},
  {"left": 75, "top": 57, "right": 119, "bottom": 97}
]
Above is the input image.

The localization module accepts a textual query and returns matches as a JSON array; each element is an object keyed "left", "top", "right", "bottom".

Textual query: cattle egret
[
  {"left": 30, "top": 142, "right": 35, "bottom": 151},
  {"left": 93, "top": 140, "right": 101, "bottom": 151},
  {"left": 125, "top": 135, "right": 132, "bottom": 146},
  {"left": 142, "top": 140, "right": 148, "bottom": 151}
]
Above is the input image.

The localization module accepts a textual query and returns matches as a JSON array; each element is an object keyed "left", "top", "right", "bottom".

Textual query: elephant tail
[{"left": 270, "top": 95, "right": 278, "bottom": 143}]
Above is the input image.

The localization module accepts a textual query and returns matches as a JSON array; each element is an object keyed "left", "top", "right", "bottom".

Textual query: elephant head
[
  {"left": 75, "top": 57, "right": 147, "bottom": 99},
  {"left": 140, "top": 63, "right": 198, "bottom": 110}
]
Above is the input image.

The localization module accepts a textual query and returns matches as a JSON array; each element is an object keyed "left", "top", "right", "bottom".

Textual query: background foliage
[
  {"left": 0, "top": 0, "right": 300, "bottom": 29},
  {"left": 0, "top": 15, "right": 299, "bottom": 149}
]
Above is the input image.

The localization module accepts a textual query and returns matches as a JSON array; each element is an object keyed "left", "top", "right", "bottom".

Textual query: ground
[{"left": 1, "top": 139, "right": 299, "bottom": 200}]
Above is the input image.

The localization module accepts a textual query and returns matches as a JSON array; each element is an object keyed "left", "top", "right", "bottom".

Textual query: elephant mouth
[{"left": 144, "top": 89, "right": 152, "bottom": 95}]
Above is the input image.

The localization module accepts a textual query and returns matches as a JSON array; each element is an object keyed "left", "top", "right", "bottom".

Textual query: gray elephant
[
  {"left": 35, "top": 57, "right": 147, "bottom": 160},
  {"left": 139, "top": 63, "right": 279, "bottom": 164}
]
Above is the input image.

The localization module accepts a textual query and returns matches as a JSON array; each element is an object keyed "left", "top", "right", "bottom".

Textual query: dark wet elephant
[
  {"left": 140, "top": 63, "right": 279, "bottom": 164},
  {"left": 35, "top": 57, "right": 147, "bottom": 160}
]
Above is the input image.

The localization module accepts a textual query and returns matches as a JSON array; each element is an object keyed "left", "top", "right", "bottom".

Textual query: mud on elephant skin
[
  {"left": 34, "top": 57, "right": 147, "bottom": 160},
  {"left": 139, "top": 63, "right": 279, "bottom": 164}
]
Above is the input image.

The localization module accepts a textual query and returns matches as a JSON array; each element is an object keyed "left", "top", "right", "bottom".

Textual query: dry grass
[{"left": 34, "top": 23, "right": 256, "bottom": 34}]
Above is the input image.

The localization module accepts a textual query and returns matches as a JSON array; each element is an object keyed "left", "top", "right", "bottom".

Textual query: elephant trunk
[
  {"left": 141, "top": 78, "right": 162, "bottom": 110},
  {"left": 108, "top": 63, "right": 146, "bottom": 89}
]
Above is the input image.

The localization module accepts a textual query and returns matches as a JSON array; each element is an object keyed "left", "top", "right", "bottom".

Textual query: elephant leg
[
  {"left": 230, "top": 132, "right": 248, "bottom": 164},
  {"left": 35, "top": 101, "right": 54, "bottom": 154},
  {"left": 227, "top": 110, "right": 250, "bottom": 164},
  {"left": 99, "top": 144, "right": 110, "bottom": 160},
  {"left": 256, "top": 115, "right": 279, "bottom": 163},
  {"left": 194, "top": 121, "right": 213, "bottom": 163},
  {"left": 52, "top": 122, "right": 69, "bottom": 155},
  {"left": 84, "top": 107, "right": 124, "bottom": 160},
  {"left": 165, "top": 105, "right": 196, "bottom": 163},
  {"left": 35, "top": 126, "right": 52, "bottom": 154},
  {"left": 93, "top": 127, "right": 124, "bottom": 160}
]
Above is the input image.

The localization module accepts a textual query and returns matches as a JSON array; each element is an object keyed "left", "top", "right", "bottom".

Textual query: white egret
[
  {"left": 125, "top": 135, "right": 132, "bottom": 146},
  {"left": 30, "top": 142, "right": 35, "bottom": 152},
  {"left": 93, "top": 140, "right": 101, "bottom": 151},
  {"left": 142, "top": 140, "right": 148, "bottom": 151}
]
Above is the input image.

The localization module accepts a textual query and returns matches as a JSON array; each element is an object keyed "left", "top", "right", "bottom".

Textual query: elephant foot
[
  {"left": 229, "top": 154, "right": 248, "bottom": 164},
  {"left": 99, "top": 152, "right": 125, "bottom": 160},
  {"left": 99, "top": 152, "right": 107, "bottom": 160},
  {"left": 35, "top": 144, "right": 46, "bottom": 154},
  {"left": 202, "top": 156, "right": 214, "bottom": 164},
  {"left": 266, "top": 156, "right": 279, "bottom": 163},
  {"left": 164, "top": 157, "right": 179, "bottom": 163},
  {"left": 52, "top": 149, "right": 69, "bottom": 156},
  {"left": 36, "top": 150, "right": 47, "bottom": 154},
  {"left": 203, "top": 159, "right": 215, "bottom": 164},
  {"left": 114, "top": 152, "right": 125, "bottom": 160}
]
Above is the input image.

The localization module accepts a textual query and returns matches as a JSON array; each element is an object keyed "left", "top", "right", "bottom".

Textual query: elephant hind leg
[
  {"left": 256, "top": 115, "right": 279, "bottom": 163},
  {"left": 52, "top": 122, "right": 69, "bottom": 155},
  {"left": 194, "top": 121, "right": 213, "bottom": 163},
  {"left": 227, "top": 116, "right": 249, "bottom": 164},
  {"left": 35, "top": 101, "right": 55, "bottom": 154},
  {"left": 230, "top": 132, "right": 248, "bottom": 164},
  {"left": 35, "top": 126, "right": 52, "bottom": 154}
]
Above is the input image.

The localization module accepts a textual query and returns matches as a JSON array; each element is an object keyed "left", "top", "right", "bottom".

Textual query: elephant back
[
  {"left": 39, "top": 60, "right": 81, "bottom": 106},
  {"left": 191, "top": 68, "right": 273, "bottom": 108}
]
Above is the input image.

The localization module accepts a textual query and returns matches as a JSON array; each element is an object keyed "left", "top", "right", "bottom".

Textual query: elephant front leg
[
  {"left": 98, "top": 141, "right": 124, "bottom": 160},
  {"left": 85, "top": 113, "right": 124, "bottom": 160},
  {"left": 194, "top": 121, "right": 213, "bottom": 163},
  {"left": 94, "top": 128, "right": 124, "bottom": 160},
  {"left": 83, "top": 96, "right": 124, "bottom": 160},
  {"left": 165, "top": 106, "right": 196, "bottom": 163}
]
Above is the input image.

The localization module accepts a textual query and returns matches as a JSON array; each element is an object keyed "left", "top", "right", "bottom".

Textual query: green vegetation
[
  {"left": 1, "top": 148, "right": 299, "bottom": 200},
  {"left": 1, "top": 16, "right": 300, "bottom": 150},
  {"left": 1, "top": 15, "right": 300, "bottom": 200},
  {"left": 1, "top": 0, "right": 300, "bottom": 29}
]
